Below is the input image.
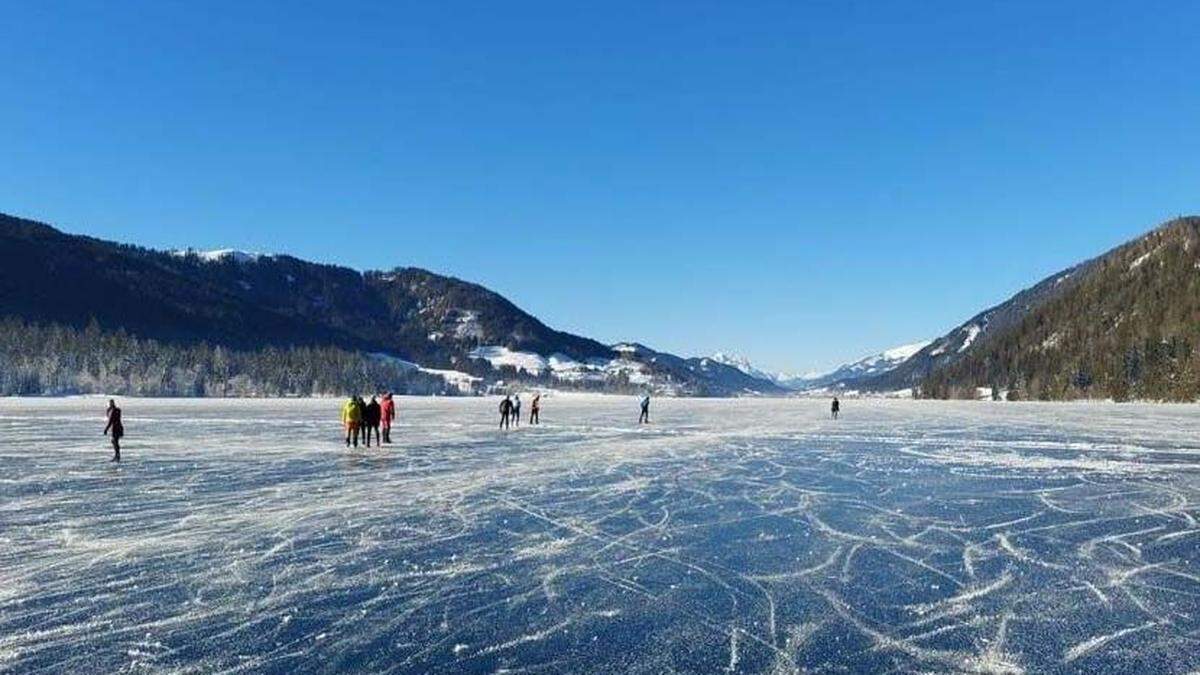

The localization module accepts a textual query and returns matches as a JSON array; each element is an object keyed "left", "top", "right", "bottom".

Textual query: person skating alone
[
  {"left": 364, "top": 396, "right": 382, "bottom": 447},
  {"left": 102, "top": 399, "right": 124, "bottom": 462},
  {"left": 831, "top": 397, "right": 840, "bottom": 420},
  {"left": 512, "top": 394, "right": 521, "bottom": 427},
  {"left": 380, "top": 392, "right": 396, "bottom": 444},
  {"left": 639, "top": 395, "right": 650, "bottom": 424},
  {"left": 499, "top": 395, "right": 513, "bottom": 430},
  {"left": 530, "top": 394, "right": 540, "bottom": 425},
  {"left": 342, "top": 396, "right": 362, "bottom": 447}
]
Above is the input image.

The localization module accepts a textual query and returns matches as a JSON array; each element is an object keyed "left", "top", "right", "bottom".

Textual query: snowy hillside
[
  {"left": 467, "top": 345, "right": 654, "bottom": 387},
  {"left": 0, "top": 212, "right": 786, "bottom": 397}
]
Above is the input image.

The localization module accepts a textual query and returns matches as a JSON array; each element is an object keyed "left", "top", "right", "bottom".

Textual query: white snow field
[{"left": 3, "top": 396, "right": 1200, "bottom": 674}]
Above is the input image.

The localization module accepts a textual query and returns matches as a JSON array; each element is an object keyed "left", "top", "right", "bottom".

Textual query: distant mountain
[
  {"left": 0, "top": 212, "right": 782, "bottom": 396},
  {"left": 714, "top": 217, "right": 1200, "bottom": 401},
  {"left": 853, "top": 257, "right": 1095, "bottom": 394},
  {"left": 789, "top": 341, "right": 931, "bottom": 391},
  {"left": 710, "top": 343, "right": 930, "bottom": 392},
  {"left": 708, "top": 352, "right": 788, "bottom": 385},
  {"left": 913, "top": 217, "right": 1200, "bottom": 401}
]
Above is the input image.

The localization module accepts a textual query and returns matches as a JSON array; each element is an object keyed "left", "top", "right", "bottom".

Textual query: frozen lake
[{"left": 3, "top": 396, "right": 1200, "bottom": 673}]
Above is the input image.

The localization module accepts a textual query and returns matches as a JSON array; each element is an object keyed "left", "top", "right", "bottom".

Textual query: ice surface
[{"left": 4, "top": 396, "right": 1200, "bottom": 673}]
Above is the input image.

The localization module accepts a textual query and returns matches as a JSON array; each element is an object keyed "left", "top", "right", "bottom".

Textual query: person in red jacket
[{"left": 380, "top": 392, "right": 396, "bottom": 443}]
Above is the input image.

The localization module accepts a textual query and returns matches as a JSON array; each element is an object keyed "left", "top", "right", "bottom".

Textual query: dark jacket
[
  {"left": 364, "top": 401, "right": 382, "bottom": 426},
  {"left": 104, "top": 407, "right": 124, "bottom": 438}
]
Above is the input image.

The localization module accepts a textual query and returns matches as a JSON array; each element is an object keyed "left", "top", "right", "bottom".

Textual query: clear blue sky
[{"left": 3, "top": 2, "right": 1198, "bottom": 374}]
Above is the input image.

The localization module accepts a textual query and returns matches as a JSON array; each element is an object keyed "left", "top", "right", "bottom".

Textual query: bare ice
[{"left": 3, "top": 396, "right": 1200, "bottom": 673}]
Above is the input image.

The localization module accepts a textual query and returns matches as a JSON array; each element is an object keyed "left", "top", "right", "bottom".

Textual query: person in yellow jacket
[{"left": 342, "top": 396, "right": 363, "bottom": 447}]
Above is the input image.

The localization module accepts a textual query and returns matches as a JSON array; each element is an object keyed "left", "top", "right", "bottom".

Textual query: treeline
[
  {"left": 920, "top": 218, "right": 1200, "bottom": 402},
  {"left": 487, "top": 363, "right": 675, "bottom": 396},
  {"left": 0, "top": 318, "right": 461, "bottom": 397}
]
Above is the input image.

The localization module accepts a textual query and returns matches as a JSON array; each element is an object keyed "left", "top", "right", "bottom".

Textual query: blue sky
[{"left": 3, "top": 1, "right": 1198, "bottom": 373}]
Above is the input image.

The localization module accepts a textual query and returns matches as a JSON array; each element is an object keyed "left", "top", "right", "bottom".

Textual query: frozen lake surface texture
[{"left": 4, "top": 397, "right": 1200, "bottom": 674}]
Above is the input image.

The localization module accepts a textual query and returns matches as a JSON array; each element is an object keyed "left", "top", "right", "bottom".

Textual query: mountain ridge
[
  {"left": 0, "top": 212, "right": 782, "bottom": 396},
  {"left": 913, "top": 216, "right": 1200, "bottom": 401},
  {"left": 710, "top": 342, "right": 930, "bottom": 392}
]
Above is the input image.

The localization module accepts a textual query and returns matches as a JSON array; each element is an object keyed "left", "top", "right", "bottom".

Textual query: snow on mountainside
[
  {"left": 858, "top": 257, "right": 1100, "bottom": 393},
  {"left": 171, "top": 248, "right": 268, "bottom": 264},
  {"left": 467, "top": 345, "right": 655, "bottom": 386},
  {"left": 919, "top": 216, "right": 1200, "bottom": 400},
  {"left": 710, "top": 342, "right": 930, "bottom": 392},
  {"left": 860, "top": 341, "right": 932, "bottom": 370},
  {"left": 777, "top": 340, "right": 930, "bottom": 390},
  {"left": 708, "top": 352, "right": 786, "bottom": 385},
  {"left": 2, "top": 211, "right": 788, "bottom": 397}
]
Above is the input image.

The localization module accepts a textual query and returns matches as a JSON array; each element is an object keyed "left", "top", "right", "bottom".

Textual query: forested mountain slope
[
  {"left": 919, "top": 217, "right": 1200, "bottom": 401},
  {"left": 0, "top": 212, "right": 781, "bottom": 396}
]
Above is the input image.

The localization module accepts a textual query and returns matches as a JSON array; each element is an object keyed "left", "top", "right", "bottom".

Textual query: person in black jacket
[
  {"left": 364, "top": 396, "right": 382, "bottom": 447},
  {"left": 103, "top": 399, "right": 124, "bottom": 462},
  {"left": 831, "top": 397, "right": 840, "bottom": 420},
  {"left": 499, "top": 396, "right": 513, "bottom": 430}
]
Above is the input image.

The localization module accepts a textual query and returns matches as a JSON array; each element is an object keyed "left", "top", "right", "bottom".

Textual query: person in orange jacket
[{"left": 380, "top": 392, "right": 396, "bottom": 443}]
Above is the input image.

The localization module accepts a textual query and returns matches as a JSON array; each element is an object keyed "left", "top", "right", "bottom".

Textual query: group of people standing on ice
[
  {"left": 498, "top": 393, "right": 541, "bottom": 429},
  {"left": 100, "top": 392, "right": 840, "bottom": 458},
  {"left": 340, "top": 393, "right": 396, "bottom": 447}
]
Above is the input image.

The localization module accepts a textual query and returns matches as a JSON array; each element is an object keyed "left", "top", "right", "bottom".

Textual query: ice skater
[
  {"left": 638, "top": 394, "right": 650, "bottom": 424},
  {"left": 380, "top": 392, "right": 395, "bottom": 444},
  {"left": 831, "top": 397, "right": 840, "bottom": 420},
  {"left": 342, "top": 395, "right": 362, "bottom": 447},
  {"left": 499, "top": 395, "right": 513, "bottom": 429},
  {"left": 512, "top": 394, "right": 521, "bottom": 427},
  {"left": 364, "top": 396, "right": 381, "bottom": 447},
  {"left": 530, "top": 394, "right": 540, "bottom": 425},
  {"left": 102, "top": 399, "right": 124, "bottom": 462}
]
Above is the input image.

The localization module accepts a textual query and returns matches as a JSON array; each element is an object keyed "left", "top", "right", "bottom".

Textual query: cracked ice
[{"left": 3, "top": 396, "right": 1200, "bottom": 673}]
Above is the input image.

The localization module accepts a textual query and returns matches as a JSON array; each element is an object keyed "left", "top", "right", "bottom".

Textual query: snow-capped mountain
[
  {"left": 708, "top": 352, "right": 787, "bottom": 385},
  {"left": 827, "top": 341, "right": 931, "bottom": 381},
  {"left": 710, "top": 342, "right": 929, "bottom": 392}
]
